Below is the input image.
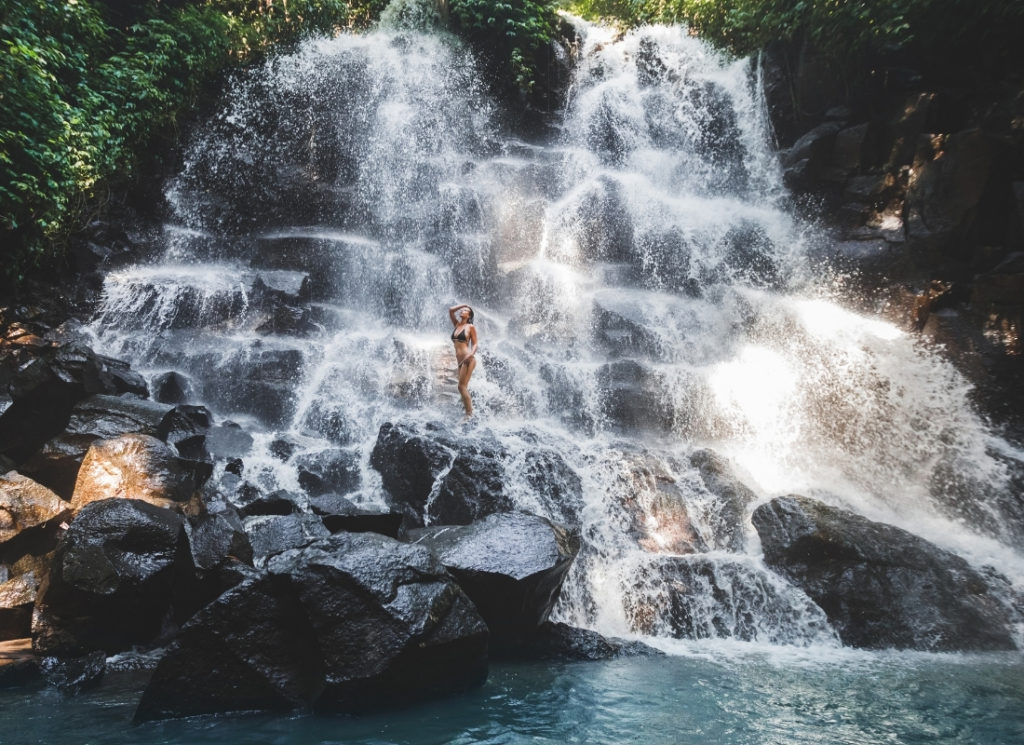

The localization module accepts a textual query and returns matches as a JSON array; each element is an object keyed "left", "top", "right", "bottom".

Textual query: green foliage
[
  {"left": 569, "top": 0, "right": 1024, "bottom": 68},
  {"left": 448, "top": 0, "right": 560, "bottom": 92},
  {"left": 1, "top": 0, "right": 385, "bottom": 289}
]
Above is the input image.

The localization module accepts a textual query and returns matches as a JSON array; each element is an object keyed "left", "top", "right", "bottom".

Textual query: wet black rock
[
  {"left": 203, "top": 424, "right": 254, "bottom": 460},
  {"left": 243, "top": 514, "right": 330, "bottom": 567},
  {"left": 184, "top": 510, "right": 255, "bottom": 607},
  {"left": 409, "top": 512, "right": 578, "bottom": 642},
  {"left": 0, "top": 344, "right": 144, "bottom": 463},
  {"left": 39, "top": 651, "right": 106, "bottom": 694},
  {"left": 65, "top": 394, "right": 175, "bottom": 443},
  {"left": 295, "top": 448, "right": 361, "bottom": 497},
  {"left": 503, "top": 621, "right": 663, "bottom": 661},
  {"left": 752, "top": 495, "right": 1016, "bottom": 651},
  {"left": 370, "top": 421, "right": 455, "bottom": 524},
  {"left": 598, "top": 360, "right": 671, "bottom": 431},
  {"left": 592, "top": 297, "right": 667, "bottom": 360},
  {"left": 309, "top": 494, "right": 402, "bottom": 537},
  {"left": 152, "top": 371, "right": 194, "bottom": 405},
  {"left": 236, "top": 489, "right": 308, "bottom": 518},
  {"left": 135, "top": 532, "right": 489, "bottom": 721},
  {"left": 32, "top": 499, "right": 196, "bottom": 657},
  {"left": 521, "top": 449, "right": 584, "bottom": 528},
  {"left": 161, "top": 404, "right": 213, "bottom": 448},
  {"left": 186, "top": 510, "right": 253, "bottom": 572},
  {"left": 429, "top": 443, "right": 512, "bottom": 526}
]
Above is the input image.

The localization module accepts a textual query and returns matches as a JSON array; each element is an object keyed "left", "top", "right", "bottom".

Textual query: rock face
[
  {"left": 622, "top": 554, "right": 836, "bottom": 645},
  {"left": 752, "top": 495, "right": 1016, "bottom": 651},
  {"left": 32, "top": 499, "right": 196, "bottom": 657},
  {"left": 71, "top": 434, "right": 197, "bottom": 512},
  {"left": 409, "top": 512, "right": 578, "bottom": 642},
  {"left": 613, "top": 453, "right": 707, "bottom": 555},
  {"left": 135, "top": 532, "right": 489, "bottom": 721}
]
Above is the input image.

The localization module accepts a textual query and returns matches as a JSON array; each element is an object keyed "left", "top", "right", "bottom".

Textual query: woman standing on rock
[{"left": 449, "top": 303, "right": 478, "bottom": 418}]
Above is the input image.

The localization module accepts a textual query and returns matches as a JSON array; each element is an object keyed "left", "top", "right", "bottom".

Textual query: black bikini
[{"left": 451, "top": 325, "right": 470, "bottom": 343}]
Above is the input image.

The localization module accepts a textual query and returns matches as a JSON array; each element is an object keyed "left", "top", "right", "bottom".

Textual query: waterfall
[{"left": 89, "top": 19, "right": 1024, "bottom": 649}]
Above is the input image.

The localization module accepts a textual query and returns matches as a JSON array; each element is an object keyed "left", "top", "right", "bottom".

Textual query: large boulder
[
  {"left": 0, "top": 344, "right": 148, "bottom": 463},
  {"left": 409, "top": 512, "right": 578, "bottom": 642},
  {"left": 134, "top": 532, "right": 489, "bottom": 721},
  {"left": 429, "top": 443, "right": 513, "bottom": 525},
  {"left": 65, "top": 394, "right": 176, "bottom": 442},
  {"left": 905, "top": 128, "right": 994, "bottom": 241},
  {"left": 295, "top": 447, "right": 361, "bottom": 497},
  {"left": 752, "top": 495, "right": 1016, "bottom": 651},
  {"left": 0, "top": 472, "right": 70, "bottom": 548},
  {"left": 32, "top": 498, "right": 196, "bottom": 657},
  {"left": 369, "top": 421, "right": 455, "bottom": 523},
  {"left": 70, "top": 434, "right": 197, "bottom": 512}
]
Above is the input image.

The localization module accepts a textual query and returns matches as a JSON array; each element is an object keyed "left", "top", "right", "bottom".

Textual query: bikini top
[{"left": 451, "top": 324, "right": 471, "bottom": 343}]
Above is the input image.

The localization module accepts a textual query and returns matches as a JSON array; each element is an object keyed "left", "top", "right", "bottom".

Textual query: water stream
[{"left": 87, "top": 19, "right": 1024, "bottom": 654}]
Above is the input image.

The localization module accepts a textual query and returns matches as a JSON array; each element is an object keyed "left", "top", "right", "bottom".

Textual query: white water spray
[{"left": 90, "top": 20, "right": 1024, "bottom": 650}]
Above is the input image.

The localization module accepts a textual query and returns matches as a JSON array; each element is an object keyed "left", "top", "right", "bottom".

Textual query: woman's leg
[{"left": 457, "top": 356, "right": 477, "bottom": 415}]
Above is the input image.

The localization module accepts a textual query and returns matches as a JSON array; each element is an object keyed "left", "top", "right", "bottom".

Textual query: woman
[{"left": 449, "top": 303, "right": 478, "bottom": 417}]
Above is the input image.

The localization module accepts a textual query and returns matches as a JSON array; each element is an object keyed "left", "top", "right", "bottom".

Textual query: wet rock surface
[
  {"left": 409, "top": 512, "right": 579, "bottom": 642},
  {"left": 501, "top": 621, "right": 663, "bottom": 661},
  {"left": 752, "top": 495, "right": 1016, "bottom": 651},
  {"left": 135, "top": 532, "right": 489, "bottom": 721},
  {"left": 0, "top": 472, "right": 70, "bottom": 546},
  {"left": 370, "top": 420, "right": 587, "bottom": 530},
  {"left": 71, "top": 434, "right": 197, "bottom": 512},
  {"left": 32, "top": 499, "right": 196, "bottom": 657}
]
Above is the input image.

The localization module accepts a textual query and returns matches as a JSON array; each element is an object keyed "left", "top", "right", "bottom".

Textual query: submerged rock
[
  {"left": 135, "top": 532, "right": 489, "bottom": 721},
  {"left": 39, "top": 651, "right": 106, "bottom": 694},
  {"left": 752, "top": 495, "right": 1016, "bottom": 651},
  {"left": 409, "top": 512, "right": 578, "bottom": 642},
  {"left": 502, "top": 621, "right": 663, "bottom": 661}
]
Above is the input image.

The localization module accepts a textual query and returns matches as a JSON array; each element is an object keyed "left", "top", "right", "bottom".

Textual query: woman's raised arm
[{"left": 449, "top": 303, "right": 469, "bottom": 326}]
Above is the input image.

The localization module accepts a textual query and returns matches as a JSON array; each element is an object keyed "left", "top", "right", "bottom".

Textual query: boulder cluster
[
  {"left": 1, "top": 305, "right": 1019, "bottom": 718},
  {"left": 0, "top": 307, "right": 654, "bottom": 716}
]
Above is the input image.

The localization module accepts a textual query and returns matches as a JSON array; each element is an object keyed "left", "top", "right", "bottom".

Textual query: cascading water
[{"left": 89, "top": 17, "right": 1024, "bottom": 651}]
